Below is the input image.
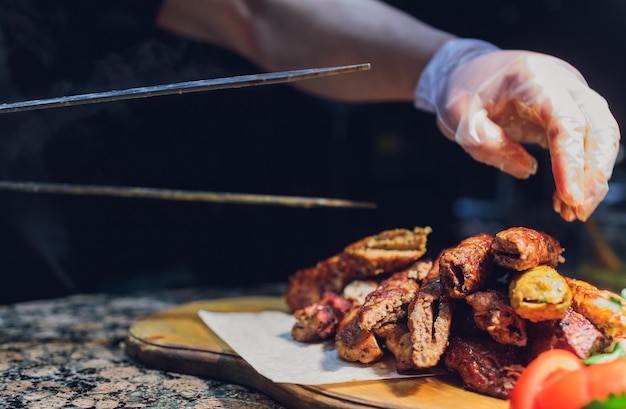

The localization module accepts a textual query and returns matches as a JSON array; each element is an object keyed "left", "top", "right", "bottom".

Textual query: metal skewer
[
  {"left": 0, "top": 63, "right": 370, "bottom": 114},
  {"left": 0, "top": 180, "right": 377, "bottom": 209},
  {"left": 0, "top": 64, "right": 375, "bottom": 208}
]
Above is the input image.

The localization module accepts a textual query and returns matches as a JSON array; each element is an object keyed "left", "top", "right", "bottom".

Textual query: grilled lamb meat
[
  {"left": 342, "top": 226, "right": 432, "bottom": 274},
  {"left": 341, "top": 280, "right": 379, "bottom": 306},
  {"left": 291, "top": 302, "right": 337, "bottom": 343},
  {"left": 465, "top": 288, "right": 527, "bottom": 347},
  {"left": 285, "top": 226, "right": 432, "bottom": 312},
  {"left": 439, "top": 233, "right": 495, "bottom": 299},
  {"left": 449, "top": 300, "right": 485, "bottom": 338},
  {"left": 423, "top": 253, "right": 442, "bottom": 282},
  {"left": 379, "top": 323, "right": 414, "bottom": 373},
  {"left": 358, "top": 260, "right": 432, "bottom": 332},
  {"left": 491, "top": 226, "right": 565, "bottom": 271},
  {"left": 335, "top": 306, "right": 385, "bottom": 364},
  {"left": 527, "top": 307, "right": 607, "bottom": 360},
  {"left": 284, "top": 256, "right": 348, "bottom": 314},
  {"left": 408, "top": 278, "right": 454, "bottom": 368},
  {"left": 444, "top": 336, "right": 526, "bottom": 400},
  {"left": 291, "top": 292, "right": 353, "bottom": 342}
]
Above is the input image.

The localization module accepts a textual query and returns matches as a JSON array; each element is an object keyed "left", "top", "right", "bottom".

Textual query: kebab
[{"left": 285, "top": 225, "right": 626, "bottom": 401}]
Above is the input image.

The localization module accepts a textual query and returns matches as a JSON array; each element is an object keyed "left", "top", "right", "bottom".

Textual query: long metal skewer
[
  {"left": 0, "top": 64, "right": 375, "bottom": 208},
  {"left": 0, "top": 63, "right": 370, "bottom": 113},
  {"left": 0, "top": 180, "right": 377, "bottom": 209}
]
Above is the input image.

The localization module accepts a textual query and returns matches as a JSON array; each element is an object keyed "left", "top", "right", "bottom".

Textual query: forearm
[{"left": 156, "top": 0, "right": 455, "bottom": 102}]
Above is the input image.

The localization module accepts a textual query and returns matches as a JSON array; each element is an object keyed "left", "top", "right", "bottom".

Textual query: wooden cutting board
[{"left": 125, "top": 296, "right": 509, "bottom": 409}]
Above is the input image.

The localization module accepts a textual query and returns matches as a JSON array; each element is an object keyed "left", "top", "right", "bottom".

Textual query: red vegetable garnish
[
  {"left": 509, "top": 349, "right": 583, "bottom": 409},
  {"left": 535, "top": 358, "right": 626, "bottom": 409},
  {"left": 510, "top": 347, "right": 626, "bottom": 409}
]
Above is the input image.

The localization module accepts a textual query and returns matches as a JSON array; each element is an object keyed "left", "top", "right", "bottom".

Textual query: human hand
[{"left": 415, "top": 39, "right": 621, "bottom": 222}]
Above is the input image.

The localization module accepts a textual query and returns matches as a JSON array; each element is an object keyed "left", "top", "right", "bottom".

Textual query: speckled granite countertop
[{"left": 0, "top": 286, "right": 287, "bottom": 409}]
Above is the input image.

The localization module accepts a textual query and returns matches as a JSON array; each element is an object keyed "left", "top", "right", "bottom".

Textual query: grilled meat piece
[
  {"left": 341, "top": 280, "right": 379, "bottom": 306},
  {"left": 342, "top": 226, "right": 432, "bottom": 272},
  {"left": 285, "top": 226, "right": 431, "bottom": 312},
  {"left": 408, "top": 279, "right": 454, "bottom": 368},
  {"left": 444, "top": 336, "right": 526, "bottom": 400},
  {"left": 449, "top": 300, "right": 485, "bottom": 338},
  {"left": 508, "top": 265, "right": 572, "bottom": 322},
  {"left": 465, "top": 288, "right": 527, "bottom": 347},
  {"left": 291, "top": 303, "right": 336, "bottom": 343},
  {"left": 335, "top": 306, "right": 384, "bottom": 364},
  {"left": 284, "top": 260, "right": 341, "bottom": 315},
  {"left": 291, "top": 292, "right": 353, "bottom": 342},
  {"left": 439, "top": 233, "right": 495, "bottom": 299},
  {"left": 358, "top": 260, "right": 432, "bottom": 332},
  {"left": 423, "top": 253, "right": 442, "bottom": 282},
  {"left": 566, "top": 277, "right": 626, "bottom": 338},
  {"left": 379, "top": 323, "right": 414, "bottom": 373},
  {"left": 413, "top": 257, "right": 436, "bottom": 282},
  {"left": 528, "top": 307, "right": 607, "bottom": 360},
  {"left": 492, "top": 226, "right": 565, "bottom": 271}
]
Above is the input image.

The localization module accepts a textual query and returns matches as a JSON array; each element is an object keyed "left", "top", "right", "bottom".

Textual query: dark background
[{"left": 0, "top": 1, "right": 624, "bottom": 303}]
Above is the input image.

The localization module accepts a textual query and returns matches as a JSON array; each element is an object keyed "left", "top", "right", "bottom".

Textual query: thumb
[{"left": 455, "top": 107, "right": 538, "bottom": 179}]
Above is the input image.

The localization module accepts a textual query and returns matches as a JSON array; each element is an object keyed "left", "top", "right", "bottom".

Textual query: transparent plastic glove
[{"left": 415, "top": 38, "right": 621, "bottom": 222}]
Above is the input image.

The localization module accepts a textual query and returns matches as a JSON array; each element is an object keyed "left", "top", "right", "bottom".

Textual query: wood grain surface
[{"left": 125, "top": 296, "right": 509, "bottom": 409}]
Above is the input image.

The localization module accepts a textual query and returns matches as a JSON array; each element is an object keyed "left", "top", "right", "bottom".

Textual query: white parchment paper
[{"left": 198, "top": 309, "right": 444, "bottom": 385}]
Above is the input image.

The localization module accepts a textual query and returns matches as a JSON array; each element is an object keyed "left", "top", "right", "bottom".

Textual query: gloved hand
[{"left": 415, "top": 38, "right": 621, "bottom": 222}]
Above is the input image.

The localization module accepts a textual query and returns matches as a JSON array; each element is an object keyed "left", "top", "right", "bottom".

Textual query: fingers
[
  {"left": 552, "top": 193, "right": 577, "bottom": 222},
  {"left": 547, "top": 86, "right": 619, "bottom": 221},
  {"left": 440, "top": 50, "right": 620, "bottom": 222},
  {"left": 526, "top": 56, "right": 619, "bottom": 221},
  {"left": 454, "top": 85, "right": 618, "bottom": 223},
  {"left": 573, "top": 88, "right": 620, "bottom": 220},
  {"left": 543, "top": 92, "right": 587, "bottom": 209},
  {"left": 454, "top": 99, "right": 538, "bottom": 179}
]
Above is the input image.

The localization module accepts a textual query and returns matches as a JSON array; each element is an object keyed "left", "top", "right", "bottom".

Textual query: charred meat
[
  {"left": 285, "top": 226, "right": 431, "bottom": 312},
  {"left": 379, "top": 323, "right": 414, "bottom": 373},
  {"left": 335, "top": 306, "right": 385, "bottom": 364},
  {"left": 291, "top": 292, "right": 353, "bottom": 342},
  {"left": 408, "top": 278, "right": 454, "bottom": 368},
  {"left": 492, "top": 226, "right": 565, "bottom": 271},
  {"left": 358, "top": 261, "right": 431, "bottom": 332},
  {"left": 527, "top": 307, "right": 607, "bottom": 360},
  {"left": 439, "top": 233, "right": 495, "bottom": 299},
  {"left": 444, "top": 336, "right": 526, "bottom": 400},
  {"left": 465, "top": 288, "right": 527, "bottom": 347}
]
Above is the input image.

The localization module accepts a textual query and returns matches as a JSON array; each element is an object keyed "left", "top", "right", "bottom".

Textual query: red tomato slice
[
  {"left": 585, "top": 358, "right": 626, "bottom": 402},
  {"left": 534, "top": 366, "right": 588, "bottom": 409},
  {"left": 536, "top": 357, "right": 626, "bottom": 409},
  {"left": 509, "top": 349, "right": 584, "bottom": 409}
]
